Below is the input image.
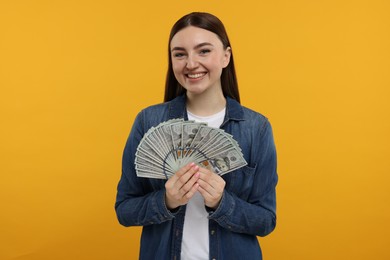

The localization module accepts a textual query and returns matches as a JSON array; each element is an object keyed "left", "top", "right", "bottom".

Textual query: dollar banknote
[{"left": 134, "top": 119, "right": 247, "bottom": 179}]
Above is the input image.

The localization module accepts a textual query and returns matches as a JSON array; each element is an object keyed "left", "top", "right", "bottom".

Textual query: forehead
[{"left": 170, "top": 26, "right": 223, "bottom": 48}]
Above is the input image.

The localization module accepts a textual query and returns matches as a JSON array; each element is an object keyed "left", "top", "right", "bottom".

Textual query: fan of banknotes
[{"left": 135, "top": 119, "right": 247, "bottom": 179}]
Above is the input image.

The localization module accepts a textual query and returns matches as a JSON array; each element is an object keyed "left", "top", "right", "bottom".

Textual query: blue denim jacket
[{"left": 115, "top": 95, "right": 278, "bottom": 260}]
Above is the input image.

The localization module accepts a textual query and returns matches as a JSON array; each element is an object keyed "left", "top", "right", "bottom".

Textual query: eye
[
  {"left": 199, "top": 49, "right": 211, "bottom": 55},
  {"left": 172, "top": 52, "right": 185, "bottom": 58}
]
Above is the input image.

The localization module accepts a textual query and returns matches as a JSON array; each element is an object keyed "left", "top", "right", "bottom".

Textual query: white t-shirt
[{"left": 180, "top": 108, "right": 226, "bottom": 260}]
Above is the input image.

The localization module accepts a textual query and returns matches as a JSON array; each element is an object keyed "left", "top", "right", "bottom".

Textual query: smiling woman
[
  {"left": 115, "top": 12, "right": 278, "bottom": 260},
  {"left": 165, "top": 13, "right": 240, "bottom": 106},
  {"left": 170, "top": 26, "right": 231, "bottom": 116}
]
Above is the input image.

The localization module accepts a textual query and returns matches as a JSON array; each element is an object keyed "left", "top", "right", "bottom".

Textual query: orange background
[{"left": 1, "top": 0, "right": 389, "bottom": 259}]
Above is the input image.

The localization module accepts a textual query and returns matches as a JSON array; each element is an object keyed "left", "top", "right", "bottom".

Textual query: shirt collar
[{"left": 168, "top": 94, "right": 245, "bottom": 122}]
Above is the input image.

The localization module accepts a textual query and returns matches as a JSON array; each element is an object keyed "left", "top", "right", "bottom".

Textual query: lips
[{"left": 186, "top": 72, "right": 206, "bottom": 79}]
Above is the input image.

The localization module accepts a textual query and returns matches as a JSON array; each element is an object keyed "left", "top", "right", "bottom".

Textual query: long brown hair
[{"left": 164, "top": 12, "right": 240, "bottom": 103}]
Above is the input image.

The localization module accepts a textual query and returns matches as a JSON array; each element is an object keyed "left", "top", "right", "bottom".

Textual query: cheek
[
  {"left": 207, "top": 56, "right": 226, "bottom": 72},
  {"left": 172, "top": 60, "right": 184, "bottom": 71},
  {"left": 171, "top": 63, "right": 185, "bottom": 84}
]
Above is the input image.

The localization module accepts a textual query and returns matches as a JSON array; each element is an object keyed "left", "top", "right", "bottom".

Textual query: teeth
[{"left": 188, "top": 73, "right": 205, "bottom": 79}]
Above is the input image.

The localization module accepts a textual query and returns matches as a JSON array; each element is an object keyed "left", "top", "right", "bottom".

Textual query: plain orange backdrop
[{"left": 1, "top": 0, "right": 389, "bottom": 259}]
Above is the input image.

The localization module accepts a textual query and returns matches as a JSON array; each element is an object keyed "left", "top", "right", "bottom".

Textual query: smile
[{"left": 187, "top": 73, "right": 206, "bottom": 79}]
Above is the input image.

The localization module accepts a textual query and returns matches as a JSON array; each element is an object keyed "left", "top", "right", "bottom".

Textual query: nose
[{"left": 186, "top": 54, "right": 199, "bottom": 70}]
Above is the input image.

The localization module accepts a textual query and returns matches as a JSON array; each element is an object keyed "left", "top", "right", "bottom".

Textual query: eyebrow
[{"left": 171, "top": 42, "right": 214, "bottom": 52}]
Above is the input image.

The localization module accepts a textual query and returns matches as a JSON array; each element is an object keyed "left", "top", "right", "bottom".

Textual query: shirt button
[{"left": 211, "top": 230, "right": 215, "bottom": 235}]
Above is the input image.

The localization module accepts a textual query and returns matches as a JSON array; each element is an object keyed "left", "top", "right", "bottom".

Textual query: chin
[
  {"left": 184, "top": 88, "right": 209, "bottom": 96},
  {"left": 182, "top": 85, "right": 207, "bottom": 94}
]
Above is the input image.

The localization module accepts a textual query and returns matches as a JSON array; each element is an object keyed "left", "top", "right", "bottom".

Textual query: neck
[{"left": 186, "top": 89, "right": 226, "bottom": 116}]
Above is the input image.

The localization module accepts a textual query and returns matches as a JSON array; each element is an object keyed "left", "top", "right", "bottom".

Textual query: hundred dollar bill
[
  {"left": 170, "top": 122, "right": 184, "bottom": 161},
  {"left": 198, "top": 147, "right": 247, "bottom": 176},
  {"left": 181, "top": 121, "right": 207, "bottom": 158}
]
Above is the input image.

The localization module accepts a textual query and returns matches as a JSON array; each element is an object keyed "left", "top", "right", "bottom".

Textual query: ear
[{"left": 222, "top": 47, "right": 232, "bottom": 68}]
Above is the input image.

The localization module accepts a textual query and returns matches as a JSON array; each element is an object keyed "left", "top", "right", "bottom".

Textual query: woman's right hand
[{"left": 165, "top": 162, "right": 200, "bottom": 210}]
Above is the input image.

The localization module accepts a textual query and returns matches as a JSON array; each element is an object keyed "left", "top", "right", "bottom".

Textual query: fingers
[
  {"left": 197, "top": 167, "right": 224, "bottom": 190},
  {"left": 176, "top": 163, "right": 200, "bottom": 190},
  {"left": 196, "top": 167, "right": 226, "bottom": 209},
  {"left": 184, "top": 181, "right": 200, "bottom": 200},
  {"left": 164, "top": 163, "right": 200, "bottom": 209},
  {"left": 169, "top": 162, "right": 196, "bottom": 187},
  {"left": 165, "top": 163, "right": 227, "bottom": 210}
]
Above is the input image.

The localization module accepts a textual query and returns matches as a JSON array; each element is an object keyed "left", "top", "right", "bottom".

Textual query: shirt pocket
[{"left": 223, "top": 164, "right": 257, "bottom": 200}]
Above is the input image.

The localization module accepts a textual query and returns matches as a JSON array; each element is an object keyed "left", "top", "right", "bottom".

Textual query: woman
[{"left": 115, "top": 12, "right": 278, "bottom": 260}]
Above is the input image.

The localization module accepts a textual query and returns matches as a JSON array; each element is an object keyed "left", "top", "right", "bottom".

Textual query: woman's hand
[
  {"left": 165, "top": 162, "right": 200, "bottom": 210},
  {"left": 197, "top": 167, "right": 226, "bottom": 209}
]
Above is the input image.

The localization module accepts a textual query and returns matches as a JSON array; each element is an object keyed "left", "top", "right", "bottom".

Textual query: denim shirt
[{"left": 115, "top": 95, "right": 278, "bottom": 260}]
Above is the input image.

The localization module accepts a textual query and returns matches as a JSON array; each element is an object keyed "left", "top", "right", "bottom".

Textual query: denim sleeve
[
  {"left": 209, "top": 119, "right": 278, "bottom": 237},
  {"left": 115, "top": 111, "right": 176, "bottom": 227}
]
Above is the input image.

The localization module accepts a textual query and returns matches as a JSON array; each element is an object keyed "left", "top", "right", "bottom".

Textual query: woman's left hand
[{"left": 197, "top": 167, "right": 226, "bottom": 209}]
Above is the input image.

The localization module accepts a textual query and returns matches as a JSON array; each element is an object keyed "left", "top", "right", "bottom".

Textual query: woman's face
[{"left": 170, "top": 26, "right": 231, "bottom": 97}]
